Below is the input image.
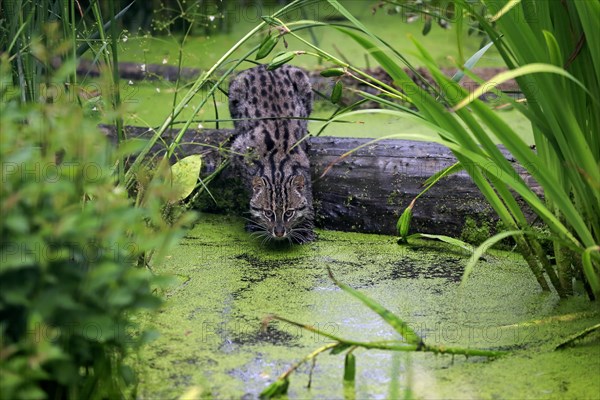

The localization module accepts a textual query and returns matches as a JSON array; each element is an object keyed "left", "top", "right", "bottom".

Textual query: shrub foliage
[{"left": 0, "top": 58, "right": 190, "bottom": 399}]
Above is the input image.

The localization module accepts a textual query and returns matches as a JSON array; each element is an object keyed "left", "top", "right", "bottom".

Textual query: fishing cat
[{"left": 229, "top": 64, "right": 314, "bottom": 243}]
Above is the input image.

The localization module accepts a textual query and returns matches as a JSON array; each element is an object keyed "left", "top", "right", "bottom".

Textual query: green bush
[{"left": 0, "top": 57, "right": 191, "bottom": 399}]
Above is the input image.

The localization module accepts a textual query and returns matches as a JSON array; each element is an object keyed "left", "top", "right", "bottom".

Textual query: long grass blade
[
  {"left": 452, "top": 63, "right": 597, "bottom": 111},
  {"left": 582, "top": 246, "right": 600, "bottom": 297},
  {"left": 328, "top": 269, "right": 424, "bottom": 347},
  {"left": 451, "top": 40, "right": 496, "bottom": 83},
  {"left": 461, "top": 230, "right": 524, "bottom": 285},
  {"left": 408, "top": 233, "right": 473, "bottom": 254},
  {"left": 75, "top": 1, "right": 135, "bottom": 57}
]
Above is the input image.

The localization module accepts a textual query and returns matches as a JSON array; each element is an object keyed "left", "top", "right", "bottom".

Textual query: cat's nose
[{"left": 273, "top": 226, "right": 286, "bottom": 238}]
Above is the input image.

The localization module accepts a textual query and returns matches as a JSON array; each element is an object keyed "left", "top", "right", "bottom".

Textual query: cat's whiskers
[
  {"left": 261, "top": 234, "right": 274, "bottom": 246},
  {"left": 243, "top": 216, "right": 269, "bottom": 232}
]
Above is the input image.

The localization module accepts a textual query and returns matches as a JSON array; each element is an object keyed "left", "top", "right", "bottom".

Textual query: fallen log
[
  {"left": 75, "top": 58, "right": 201, "bottom": 81},
  {"left": 99, "top": 125, "right": 540, "bottom": 238}
]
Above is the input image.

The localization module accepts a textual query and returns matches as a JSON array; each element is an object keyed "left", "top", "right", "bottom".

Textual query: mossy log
[{"left": 100, "top": 125, "right": 541, "bottom": 238}]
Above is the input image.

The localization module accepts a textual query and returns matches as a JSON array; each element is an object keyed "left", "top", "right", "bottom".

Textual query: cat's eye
[
  {"left": 284, "top": 210, "right": 295, "bottom": 219},
  {"left": 263, "top": 210, "right": 274, "bottom": 218}
]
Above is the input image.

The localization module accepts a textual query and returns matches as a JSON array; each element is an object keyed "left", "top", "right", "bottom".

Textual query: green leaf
[
  {"left": 422, "top": 162, "right": 463, "bottom": 186},
  {"left": 11, "top": 385, "right": 46, "bottom": 400},
  {"left": 139, "top": 329, "right": 161, "bottom": 345},
  {"left": 86, "top": 262, "right": 121, "bottom": 291},
  {"left": 582, "top": 246, "right": 600, "bottom": 297},
  {"left": 260, "top": 377, "right": 289, "bottom": 399},
  {"left": 51, "top": 360, "right": 78, "bottom": 385},
  {"left": 461, "top": 230, "right": 524, "bottom": 285},
  {"left": 422, "top": 17, "right": 432, "bottom": 36},
  {"left": 120, "top": 365, "right": 136, "bottom": 386},
  {"left": 108, "top": 287, "right": 134, "bottom": 307},
  {"left": 170, "top": 155, "right": 202, "bottom": 201},
  {"left": 452, "top": 63, "right": 597, "bottom": 111},
  {"left": 4, "top": 213, "right": 29, "bottom": 234},
  {"left": 261, "top": 16, "right": 280, "bottom": 26},
  {"left": 451, "top": 41, "right": 495, "bottom": 83},
  {"left": 490, "top": 0, "right": 522, "bottom": 22},
  {"left": 80, "top": 315, "right": 116, "bottom": 342},
  {"left": 542, "top": 31, "right": 563, "bottom": 67},
  {"left": 329, "top": 270, "right": 423, "bottom": 346},
  {"left": 408, "top": 233, "right": 474, "bottom": 254},
  {"left": 115, "top": 138, "right": 149, "bottom": 158},
  {"left": 3, "top": 284, "right": 33, "bottom": 306},
  {"left": 320, "top": 67, "right": 345, "bottom": 77},
  {"left": 256, "top": 33, "right": 279, "bottom": 60},
  {"left": 330, "top": 343, "right": 352, "bottom": 355},
  {"left": 396, "top": 163, "right": 462, "bottom": 244},
  {"left": 132, "top": 294, "right": 163, "bottom": 309},
  {"left": 396, "top": 205, "right": 413, "bottom": 240},
  {"left": 267, "top": 52, "right": 296, "bottom": 70},
  {"left": 355, "top": 90, "right": 417, "bottom": 114},
  {"left": 343, "top": 352, "right": 356, "bottom": 383},
  {"left": 331, "top": 81, "right": 343, "bottom": 104}
]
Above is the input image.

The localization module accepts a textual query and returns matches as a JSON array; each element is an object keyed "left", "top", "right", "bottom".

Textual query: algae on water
[{"left": 135, "top": 214, "right": 600, "bottom": 399}]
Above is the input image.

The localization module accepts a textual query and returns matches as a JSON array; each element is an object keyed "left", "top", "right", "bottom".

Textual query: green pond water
[
  {"left": 135, "top": 214, "right": 600, "bottom": 399},
  {"left": 118, "top": 80, "right": 534, "bottom": 145},
  {"left": 116, "top": 1, "right": 504, "bottom": 72}
]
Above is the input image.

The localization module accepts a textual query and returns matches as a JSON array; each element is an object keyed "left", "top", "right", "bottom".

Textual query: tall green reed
[
  {"left": 259, "top": 0, "right": 598, "bottom": 299},
  {"left": 462, "top": 0, "right": 600, "bottom": 297},
  {"left": 0, "top": 0, "right": 133, "bottom": 181},
  {"left": 248, "top": 1, "right": 599, "bottom": 394}
]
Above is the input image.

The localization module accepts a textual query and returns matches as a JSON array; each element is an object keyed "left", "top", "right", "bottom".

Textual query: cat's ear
[
  {"left": 252, "top": 176, "right": 265, "bottom": 191},
  {"left": 292, "top": 175, "right": 305, "bottom": 190}
]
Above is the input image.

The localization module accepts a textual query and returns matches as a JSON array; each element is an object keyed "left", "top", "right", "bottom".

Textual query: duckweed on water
[{"left": 135, "top": 214, "right": 599, "bottom": 399}]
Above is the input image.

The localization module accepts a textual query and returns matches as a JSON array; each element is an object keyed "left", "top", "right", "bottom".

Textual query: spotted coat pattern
[{"left": 229, "top": 64, "right": 314, "bottom": 243}]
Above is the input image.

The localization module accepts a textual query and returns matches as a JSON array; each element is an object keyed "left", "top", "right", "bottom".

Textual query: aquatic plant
[
  {"left": 255, "top": 0, "right": 599, "bottom": 299},
  {"left": 260, "top": 269, "right": 505, "bottom": 398}
]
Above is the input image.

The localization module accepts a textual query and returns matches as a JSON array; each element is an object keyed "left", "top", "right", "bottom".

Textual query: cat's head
[{"left": 249, "top": 174, "right": 311, "bottom": 242}]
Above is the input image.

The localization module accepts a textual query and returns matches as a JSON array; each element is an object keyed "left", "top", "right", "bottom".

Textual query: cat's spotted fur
[{"left": 229, "top": 64, "right": 314, "bottom": 243}]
